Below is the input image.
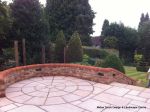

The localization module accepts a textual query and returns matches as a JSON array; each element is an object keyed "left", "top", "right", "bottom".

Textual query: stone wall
[{"left": 0, "top": 64, "right": 136, "bottom": 97}]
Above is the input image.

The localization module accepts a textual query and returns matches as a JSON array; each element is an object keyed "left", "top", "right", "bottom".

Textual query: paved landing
[{"left": 0, "top": 76, "right": 150, "bottom": 112}]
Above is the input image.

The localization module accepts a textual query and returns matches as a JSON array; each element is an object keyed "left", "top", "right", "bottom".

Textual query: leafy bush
[
  {"left": 102, "top": 54, "right": 125, "bottom": 73},
  {"left": 45, "top": 42, "right": 55, "bottom": 63},
  {"left": 136, "top": 65, "right": 149, "bottom": 72},
  {"left": 66, "top": 32, "right": 83, "bottom": 63},
  {"left": 3, "top": 48, "right": 14, "bottom": 60},
  {"left": 134, "top": 54, "right": 148, "bottom": 72},
  {"left": 76, "top": 54, "right": 91, "bottom": 65},
  {"left": 55, "top": 31, "right": 66, "bottom": 63},
  {"left": 136, "top": 62, "right": 149, "bottom": 72},
  {"left": 81, "top": 54, "right": 90, "bottom": 65},
  {"left": 88, "top": 58, "right": 96, "bottom": 65},
  {"left": 0, "top": 48, "right": 15, "bottom": 71},
  {"left": 83, "top": 46, "right": 109, "bottom": 59},
  {"left": 103, "top": 36, "right": 118, "bottom": 48},
  {"left": 134, "top": 54, "right": 143, "bottom": 63},
  {"left": 94, "top": 59, "right": 103, "bottom": 67}
]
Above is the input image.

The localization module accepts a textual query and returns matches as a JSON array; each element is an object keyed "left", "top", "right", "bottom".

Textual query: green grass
[{"left": 125, "top": 66, "right": 148, "bottom": 87}]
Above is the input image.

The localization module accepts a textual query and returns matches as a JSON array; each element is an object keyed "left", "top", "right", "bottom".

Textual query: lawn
[{"left": 125, "top": 66, "right": 148, "bottom": 87}]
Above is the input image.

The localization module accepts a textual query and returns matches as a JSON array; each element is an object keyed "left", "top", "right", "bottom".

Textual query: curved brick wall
[{"left": 0, "top": 64, "right": 136, "bottom": 97}]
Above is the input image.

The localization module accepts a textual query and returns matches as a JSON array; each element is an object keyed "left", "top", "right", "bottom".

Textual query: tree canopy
[
  {"left": 138, "top": 13, "right": 149, "bottom": 30},
  {"left": 101, "top": 19, "right": 109, "bottom": 36},
  {"left": 0, "top": 0, "right": 11, "bottom": 54},
  {"left": 10, "top": 0, "right": 49, "bottom": 64},
  {"left": 101, "top": 22, "right": 139, "bottom": 62},
  {"left": 139, "top": 21, "right": 150, "bottom": 63},
  {"left": 46, "top": 0, "right": 95, "bottom": 45}
]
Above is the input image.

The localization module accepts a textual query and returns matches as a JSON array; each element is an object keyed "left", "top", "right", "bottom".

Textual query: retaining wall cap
[{"left": 0, "top": 64, "right": 135, "bottom": 82}]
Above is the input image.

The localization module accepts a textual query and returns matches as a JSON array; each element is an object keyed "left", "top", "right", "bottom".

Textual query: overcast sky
[{"left": 2, "top": 0, "right": 150, "bottom": 36}]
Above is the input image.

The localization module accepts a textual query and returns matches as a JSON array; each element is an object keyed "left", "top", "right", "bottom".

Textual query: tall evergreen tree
[
  {"left": 0, "top": 0, "right": 11, "bottom": 55},
  {"left": 46, "top": 0, "right": 95, "bottom": 45},
  {"left": 10, "top": 0, "right": 49, "bottom": 64},
  {"left": 0, "top": 0, "right": 7, "bottom": 18},
  {"left": 101, "top": 19, "right": 109, "bottom": 36},
  {"left": 66, "top": 31, "right": 83, "bottom": 63},
  {"left": 138, "top": 13, "right": 150, "bottom": 30},
  {"left": 101, "top": 19, "right": 110, "bottom": 48},
  {"left": 145, "top": 13, "right": 149, "bottom": 21},
  {"left": 139, "top": 21, "right": 150, "bottom": 64},
  {"left": 55, "top": 30, "right": 66, "bottom": 63}
]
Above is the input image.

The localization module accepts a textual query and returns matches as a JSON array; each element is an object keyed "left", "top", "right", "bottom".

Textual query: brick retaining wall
[{"left": 0, "top": 64, "right": 136, "bottom": 97}]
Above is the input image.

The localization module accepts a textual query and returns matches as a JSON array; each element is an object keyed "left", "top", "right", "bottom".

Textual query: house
[{"left": 91, "top": 36, "right": 102, "bottom": 48}]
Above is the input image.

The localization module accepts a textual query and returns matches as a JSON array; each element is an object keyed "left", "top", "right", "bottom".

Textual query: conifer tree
[
  {"left": 55, "top": 30, "right": 66, "bottom": 63},
  {"left": 101, "top": 19, "right": 109, "bottom": 36},
  {"left": 145, "top": 13, "right": 149, "bottom": 21},
  {"left": 138, "top": 13, "right": 150, "bottom": 30},
  {"left": 102, "top": 54, "right": 125, "bottom": 73},
  {"left": 66, "top": 31, "right": 83, "bottom": 63},
  {"left": 139, "top": 21, "right": 150, "bottom": 64}
]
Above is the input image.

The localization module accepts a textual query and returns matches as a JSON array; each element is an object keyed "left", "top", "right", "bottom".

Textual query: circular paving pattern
[{"left": 6, "top": 76, "right": 94, "bottom": 106}]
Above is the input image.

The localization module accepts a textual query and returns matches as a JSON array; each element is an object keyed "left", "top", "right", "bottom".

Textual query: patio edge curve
[{"left": 0, "top": 64, "right": 136, "bottom": 97}]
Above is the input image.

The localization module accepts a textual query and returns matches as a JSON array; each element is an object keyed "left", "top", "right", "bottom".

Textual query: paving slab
[
  {"left": 93, "top": 93, "right": 131, "bottom": 106},
  {"left": 105, "top": 86, "right": 130, "bottom": 96},
  {"left": 7, "top": 105, "right": 45, "bottom": 112},
  {"left": 78, "top": 99, "right": 110, "bottom": 112},
  {"left": 0, "top": 76, "right": 150, "bottom": 112}
]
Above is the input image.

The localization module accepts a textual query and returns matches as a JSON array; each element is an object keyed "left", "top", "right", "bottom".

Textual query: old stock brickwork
[{"left": 0, "top": 64, "right": 136, "bottom": 97}]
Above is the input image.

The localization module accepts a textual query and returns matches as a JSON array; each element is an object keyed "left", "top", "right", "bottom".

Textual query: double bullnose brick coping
[{"left": 0, "top": 64, "right": 136, "bottom": 97}]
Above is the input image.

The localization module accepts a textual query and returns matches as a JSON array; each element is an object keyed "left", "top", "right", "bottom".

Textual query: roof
[{"left": 91, "top": 36, "right": 102, "bottom": 46}]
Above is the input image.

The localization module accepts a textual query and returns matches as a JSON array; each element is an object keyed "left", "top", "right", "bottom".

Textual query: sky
[{"left": 2, "top": 0, "right": 150, "bottom": 36}]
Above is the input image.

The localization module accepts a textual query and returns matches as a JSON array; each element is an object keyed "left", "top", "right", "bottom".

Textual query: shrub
[
  {"left": 81, "top": 54, "right": 90, "bottom": 65},
  {"left": 103, "top": 36, "right": 118, "bottom": 48},
  {"left": 55, "top": 31, "right": 66, "bottom": 63},
  {"left": 102, "top": 54, "right": 125, "bottom": 73},
  {"left": 95, "top": 59, "right": 103, "bottom": 67},
  {"left": 83, "top": 46, "right": 109, "bottom": 59},
  {"left": 76, "top": 54, "right": 91, "bottom": 65},
  {"left": 88, "top": 58, "right": 95, "bottom": 65},
  {"left": 136, "top": 62, "right": 149, "bottom": 72},
  {"left": 134, "top": 54, "right": 143, "bottom": 63},
  {"left": 45, "top": 42, "right": 55, "bottom": 63},
  {"left": 66, "top": 32, "right": 83, "bottom": 63},
  {"left": 136, "top": 65, "right": 149, "bottom": 72},
  {"left": 3, "top": 48, "right": 15, "bottom": 60},
  {"left": 0, "top": 48, "right": 15, "bottom": 70}
]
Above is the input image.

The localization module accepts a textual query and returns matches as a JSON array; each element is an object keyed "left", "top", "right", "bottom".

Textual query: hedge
[{"left": 83, "top": 46, "right": 109, "bottom": 59}]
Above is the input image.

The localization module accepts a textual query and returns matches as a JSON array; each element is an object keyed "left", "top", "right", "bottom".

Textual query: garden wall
[{"left": 0, "top": 64, "right": 136, "bottom": 97}]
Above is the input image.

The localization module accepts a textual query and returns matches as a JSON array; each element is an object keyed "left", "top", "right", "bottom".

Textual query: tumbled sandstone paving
[{"left": 0, "top": 76, "right": 150, "bottom": 112}]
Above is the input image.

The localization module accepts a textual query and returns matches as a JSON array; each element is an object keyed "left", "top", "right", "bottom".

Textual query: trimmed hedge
[{"left": 83, "top": 46, "right": 109, "bottom": 59}]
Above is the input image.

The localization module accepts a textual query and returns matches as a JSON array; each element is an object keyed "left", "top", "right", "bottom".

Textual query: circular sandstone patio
[{"left": 0, "top": 76, "right": 150, "bottom": 112}]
